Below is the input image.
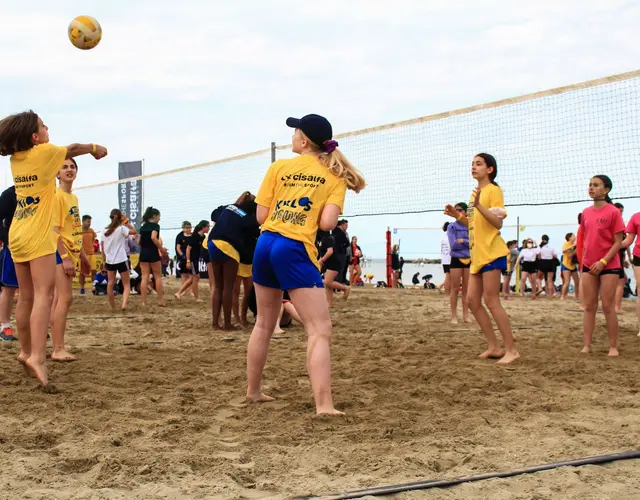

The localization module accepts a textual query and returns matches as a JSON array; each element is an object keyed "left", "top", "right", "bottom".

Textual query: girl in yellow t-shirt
[
  {"left": 561, "top": 232, "right": 580, "bottom": 302},
  {"left": 0, "top": 110, "right": 107, "bottom": 386},
  {"left": 445, "top": 153, "right": 518, "bottom": 365},
  {"left": 246, "top": 114, "right": 365, "bottom": 416},
  {"left": 50, "top": 159, "right": 91, "bottom": 363}
]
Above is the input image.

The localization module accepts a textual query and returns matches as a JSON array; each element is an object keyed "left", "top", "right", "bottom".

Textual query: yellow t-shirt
[
  {"left": 9, "top": 143, "right": 68, "bottom": 263},
  {"left": 257, "top": 155, "right": 347, "bottom": 269},
  {"left": 562, "top": 241, "right": 577, "bottom": 271},
  {"left": 468, "top": 184, "right": 509, "bottom": 274},
  {"left": 53, "top": 190, "right": 82, "bottom": 266}
]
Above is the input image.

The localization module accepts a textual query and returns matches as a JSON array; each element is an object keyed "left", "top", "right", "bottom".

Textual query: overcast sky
[{"left": 0, "top": 0, "right": 638, "bottom": 258}]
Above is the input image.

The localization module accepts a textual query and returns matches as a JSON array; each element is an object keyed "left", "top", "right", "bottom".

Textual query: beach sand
[{"left": 1, "top": 283, "right": 639, "bottom": 499}]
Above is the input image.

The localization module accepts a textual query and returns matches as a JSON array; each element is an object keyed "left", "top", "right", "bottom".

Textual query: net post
[
  {"left": 515, "top": 216, "right": 521, "bottom": 294},
  {"left": 386, "top": 228, "right": 392, "bottom": 287},
  {"left": 270, "top": 142, "right": 276, "bottom": 163}
]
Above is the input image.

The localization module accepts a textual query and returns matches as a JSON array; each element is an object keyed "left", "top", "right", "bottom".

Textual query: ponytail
[
  {"left": 193, "top": 219, "right": 210, "bottom": 234},
  {"left": 143, "top": 206, "right": 160, "bottom": 223},
  {"left": 105, "top": 209, "right": 124, "bottom": 237},
  {"left": 300, "top": 131, "right": 366, "bottom": 193}
]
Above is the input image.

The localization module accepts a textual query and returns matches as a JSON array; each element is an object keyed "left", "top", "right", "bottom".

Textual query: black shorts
[
  {"left": 521, "top": 261, "right": 537, "bottom": 274},
  {"left": 450, "top": 257, "right": 470, "bottom": 269},
  {"left": 140, "top": 248, "right": 160, "bottom": 263},
  {"left": 190, "top": 261, "right": 200, "bottom": 275},
  {"left": 537, "top": 259, "right": 555, "bottom": 274},
  {"left": 581, "top": 266, "right": 623, "bottom": 276},
  {"left": 324, "top": 255, "right": 342, "bottom": 272},
  {"left": 324, "top": 253, "right": 346, "bottom": 272},
  {"left": 634, "top": 255, "right": 640, "bottom": 267},
  {"left": 105, "top": 261, "right": 130, "bottom": 274},
  {"left": 442, "top": 264, "right": 451, "bottom": 274}
]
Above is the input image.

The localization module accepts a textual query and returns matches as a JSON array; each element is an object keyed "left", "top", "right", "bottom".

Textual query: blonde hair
[{"left": 301, "top": 131, "right": 366, "bottom": 193}]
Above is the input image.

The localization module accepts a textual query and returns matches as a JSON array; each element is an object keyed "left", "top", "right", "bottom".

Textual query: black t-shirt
[
  {"left": 140, "top": 222, "right": 160, "bottom": 251},
  {"left": 331, "top": 227, "right": 349, "bottom": 255},
  {"left": 175, "top": 231, "right": 190, "bottom": 259},
  {"left": 319, "top": 233, "right": 336, "bottom": 259},
  {"left": 0, "top": 186, "right": 16, "bottom": 245},
  {"left": 209, "top": 204, "right": 260, "bottom": 264},
  {"left": 188, "top": 232, "right": 205, "bottom": 262}
]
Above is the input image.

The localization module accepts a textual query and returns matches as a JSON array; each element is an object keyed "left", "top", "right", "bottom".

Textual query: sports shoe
[
  {"left": 80, "top": 289, "right": 86, "bottom": 295},
  {"left": 0, "top": 327, "right": 16, "bottom": 342}
]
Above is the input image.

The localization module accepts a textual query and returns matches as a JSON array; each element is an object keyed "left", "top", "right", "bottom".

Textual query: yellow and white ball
[{"left": 68, "top": 16, "right": 102, "bottom": 50}]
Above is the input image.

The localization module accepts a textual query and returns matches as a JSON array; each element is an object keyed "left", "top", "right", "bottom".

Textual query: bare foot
[
  {"left": 223, "top": 324, "right": 241, "bottom": 332},
  {"left": 464, "top": 317, "right": 473, "bottom": 324},
  {"left": 51, "top": 350, "right": 78, "bottom": 363},
  {"left": 479, "top": 349, "right": 504, "bottom": 359},
  {"left": 247, "top": 393, "right": 275, "bottom": 403},
  {"left": 451, "top": 318, "right": 458, "bottom": 324},
  {"left": 637, "top": 331, "right": 640, "bottom": 337},
  {"left": 344, "top": 287, "right": 351, "bottom": 299},
  {"left": 316, "top": 408, "right": 345, "bottom": 416},
  {"left": 17, "top": 352, "right": 31, "bottom": 376},
  {"left": 174, "top": 293, "right": 181, "bottom": 300},
  {"left": 608, "top": 348, "right": 620, "bottom": 357},
  {"left": 497, "top": 351, "right": 520, "bottom": 364},
  {"left": 616, "top": 308, "right": 623, "bottom": 314},
  {"left": 25, "top": 357, "right": 48, "bottom": 386},
  {"left": 581, "top": 345, "right": 591, "bottom": 354},
  {"left": 274, "top": 327, "right": 285, "bottom": 335},
  {"left": 158, "top": 301, "right": 166, "bottom": 307}
]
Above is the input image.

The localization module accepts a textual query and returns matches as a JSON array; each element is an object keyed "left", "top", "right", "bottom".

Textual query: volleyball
[{"left": 68, "top": 16, "right": 102, "bottom": 50}]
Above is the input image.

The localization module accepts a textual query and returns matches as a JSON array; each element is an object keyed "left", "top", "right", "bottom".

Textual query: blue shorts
[
  {"left": 208, "top": 240, "right": 231, "bottom": 262},
  {"left": 252, "top": 231, "right": 324, "bottom": 291},
  {"left": 0, "top": 247, "right": 18, "bottom": 288},
  {"left": 561, "top": 264, "right": 577, "bottom": 273},
  {"left": 479, "top": 256, "right": 508, "bottom": 274},
  {"left": 56, "top": 251, "right": 63, "bottom": 265}
]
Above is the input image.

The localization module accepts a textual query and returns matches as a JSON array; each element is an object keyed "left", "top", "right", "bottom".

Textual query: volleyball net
[{"left": 75, "top": 70, "right": 640, "bottom": 229}]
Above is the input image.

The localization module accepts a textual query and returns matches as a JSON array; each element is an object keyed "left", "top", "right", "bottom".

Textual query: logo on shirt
[
  {"left": 281, "top": 173, "right": 326, "bottom": 188},
  {"left": 14, "top": 196, "right": 40, "bottom": 221},
  {"left": 274, "top": 197, "right": 313, "bottom": 212}
]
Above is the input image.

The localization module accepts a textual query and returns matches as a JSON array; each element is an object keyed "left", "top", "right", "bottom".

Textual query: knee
[
  {"left": 584, "top": 300, "right": 598, "bottom": 313},
  {"left": 601, "top": 301, "right": 615, "bottom": 314},
  {"left": 306, "top": 319, "right": 333, "bottom": 342},
  {"left": 483, "top": 294, "right": 501, "bottom": 312},
  {"left": 466, "top": 296, "right": 481, "bottom": 312}
]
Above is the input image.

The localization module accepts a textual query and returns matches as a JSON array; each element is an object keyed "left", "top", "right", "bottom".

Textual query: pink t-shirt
[
  {"left": 626, "top": 212, "right": 640, "bottom": 259},
  {"left": 580, "top": 204, "right": 625, "bottom": 270}
]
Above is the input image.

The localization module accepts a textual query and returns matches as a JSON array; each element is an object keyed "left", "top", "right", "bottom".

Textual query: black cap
[{"left": 286, "top": 114, "right": 333, "bottom": 147}]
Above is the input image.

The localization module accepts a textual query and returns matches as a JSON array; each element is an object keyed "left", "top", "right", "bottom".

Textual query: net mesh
[{"left": 76, "top": 71, "right": 640, "bottom": 223}]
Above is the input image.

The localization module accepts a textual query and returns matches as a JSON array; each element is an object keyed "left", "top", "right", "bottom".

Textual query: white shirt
[
  {"left": 538, "top": 245, "right": 556, "bottom": 260},
  {"left": 101, "top": 226, "right": 130, "bottom": 265},
  {"left": 519, "top": 247, "right": 539, "bottom": 262},
  {"left": 441, "top": 238, "right": 451, "bottom": 265}
]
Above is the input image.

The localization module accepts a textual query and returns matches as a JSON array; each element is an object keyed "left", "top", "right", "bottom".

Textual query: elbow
[{"left": 319, "top": 219, "right": 338, "bottom": 232}]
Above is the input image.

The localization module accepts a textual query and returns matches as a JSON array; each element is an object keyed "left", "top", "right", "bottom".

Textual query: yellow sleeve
[
  {"left": 256, "top": 161, "right": 280, "bottom": 208},
  {"left": 489, "top": 185, "right": 506, "bottom": 216},
  {"left": 326, "top": 180, "right": 347, "bottom": 213},
  {"left": 52, "top": 192, "right": 64, "bottom": 229},
  {"left": 34, "top": 143, "right": 68, "bottom": 182}
]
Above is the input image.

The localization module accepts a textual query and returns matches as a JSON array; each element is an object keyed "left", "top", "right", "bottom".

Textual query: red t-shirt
[
  {"left": 580, "top": 204, "right": 625, "bottom": 270},
  {"left": 626, "top": 212, "right": 640, "bottom": 259},
  {"left": 576, "top": 226, "right": 584, "bottom": 265}
]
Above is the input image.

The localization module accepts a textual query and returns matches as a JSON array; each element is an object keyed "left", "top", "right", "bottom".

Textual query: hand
[
  {"left": 444, "top": 204, "right": 458, "bottom": 219},
  {"left": 63, "top": 258, "right": 76, "bottom": 277},
  {"left": 80, "top": 255, "right": 91, "bottom": 276},
  {"left": 91, "top": 145, "right": 108, "bottom": 159},
  {"left": 474, "top": 188, "right": 482, "bottom": 207},
  {"left": 588, "top": 261, "right": 604, "bottom": 276}
]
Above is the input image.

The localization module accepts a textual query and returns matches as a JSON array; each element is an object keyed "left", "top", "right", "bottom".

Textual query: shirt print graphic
[{"left": 14, "top": 195, "right": 41, "bottom": 221}]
